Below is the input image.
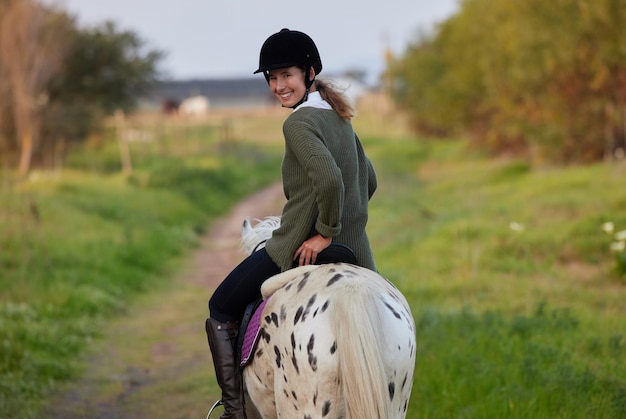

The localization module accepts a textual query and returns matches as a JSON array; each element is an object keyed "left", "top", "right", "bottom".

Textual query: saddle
[{"left": 236, "top": 243, "right": 357, "bottom": 369}]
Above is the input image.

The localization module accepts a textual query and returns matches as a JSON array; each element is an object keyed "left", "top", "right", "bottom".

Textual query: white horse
[{"left": 237, "top": 216, "right": 417, "bottom": 419}]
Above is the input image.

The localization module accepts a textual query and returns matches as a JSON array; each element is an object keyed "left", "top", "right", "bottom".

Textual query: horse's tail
[{"left": 332, "top": 277, "right": 392, "bottom": 419}]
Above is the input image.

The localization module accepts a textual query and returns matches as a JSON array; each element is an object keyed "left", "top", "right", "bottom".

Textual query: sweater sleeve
[
  {"left": 366, "top": 156, "right": 377, "bottom": 199},
  {"left": 308, "top": 155, "right": 344, "bottom": 237},
  {"left": 355, "top": 133, "right": 377, "bottom": 199}
]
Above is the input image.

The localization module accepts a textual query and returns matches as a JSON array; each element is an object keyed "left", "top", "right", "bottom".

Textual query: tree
[
  {"left": 0, "top": 2, "right": 10, "bottom": 167},
  {"left": 0, "top": 1, "right": 163, "bottom": 175},
  {"left": 389, "top": 0, "right": 626, "bottom": 164},
  {"left": 42, "top": 20, "right": 163, "bottom": 168},
  {"left": 0, "top": 0, "right": 72, "bottom": 177},
  {"left": 48, "top": 21, "right": 163, "bottom": 116}
]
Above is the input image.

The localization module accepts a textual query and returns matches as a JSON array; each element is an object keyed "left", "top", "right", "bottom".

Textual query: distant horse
[
  {"left": 234, "top": 216, "right": 417, "bottom": 419},
  {"left": 179, "top": 95, "right": 209, "bottom": 117},
  {"left": 161, "top": 98, "right": 180, "bottom": 115}
]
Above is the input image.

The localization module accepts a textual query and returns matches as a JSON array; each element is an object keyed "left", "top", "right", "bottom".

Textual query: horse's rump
[{"left": 243, "top": 263, "right": 415, "bottom": 419}]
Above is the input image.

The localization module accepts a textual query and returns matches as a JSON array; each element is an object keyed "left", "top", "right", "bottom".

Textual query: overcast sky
[{"left": 44, "top": 0, "right": 459, "bottom": 84}]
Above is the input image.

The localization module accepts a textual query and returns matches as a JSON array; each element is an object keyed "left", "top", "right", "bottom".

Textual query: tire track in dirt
[{"left": 43, "top": 183, "right": 285, "bottom": 419}]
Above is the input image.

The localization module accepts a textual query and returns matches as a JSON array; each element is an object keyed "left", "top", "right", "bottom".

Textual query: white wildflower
[
  {"left": 509, "top": 222, "right": 525, "bottom": 232},
  {"left": 602, "top": 222, "right": 614, "bottom": 234},
  {"left": 610, "top": 241, "right": 625, "bottom": 252},
  {"left": 615, "top": 230, "right": 626, "bottom": 241}
]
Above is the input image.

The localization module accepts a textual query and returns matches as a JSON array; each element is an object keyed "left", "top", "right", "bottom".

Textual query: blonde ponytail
[{"left": 315, "top": 79, "right": 356, "bottom": 121}]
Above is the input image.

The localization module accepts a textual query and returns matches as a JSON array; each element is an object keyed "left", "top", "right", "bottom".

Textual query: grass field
[
  {"left": 0, "top": 109, "right": 284, "bottom": 418},
  {"left": 1, "top": 97, "right": 625, "bottom": 418},
  {"left": 365, "top": 138, "right": 626, "bottom": 418}
]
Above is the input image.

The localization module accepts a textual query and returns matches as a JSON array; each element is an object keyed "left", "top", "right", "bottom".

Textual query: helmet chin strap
[{"left": 285, "top": 88, "right": 310, "bottom": 109}]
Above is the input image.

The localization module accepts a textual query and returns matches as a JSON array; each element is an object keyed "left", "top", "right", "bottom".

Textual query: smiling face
[{"left": 268, "top": 66, "right": 314, "bottom": 108}]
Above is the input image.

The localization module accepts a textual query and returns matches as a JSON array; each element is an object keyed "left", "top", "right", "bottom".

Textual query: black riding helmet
[{"left": 254, "top": 28, "right": 322, "bottom": 90}]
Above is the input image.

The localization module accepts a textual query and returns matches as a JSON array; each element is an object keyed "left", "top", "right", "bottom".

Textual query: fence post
[{"left": 115, "top": 109, "right": 132, "bottom": 175}]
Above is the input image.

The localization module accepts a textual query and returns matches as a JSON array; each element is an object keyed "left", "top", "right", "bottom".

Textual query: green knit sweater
[{"left": 265, "top": 106, "right": 377, "bottom": 272}]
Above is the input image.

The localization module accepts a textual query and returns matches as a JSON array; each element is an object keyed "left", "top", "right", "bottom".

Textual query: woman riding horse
[{"left": 205, "top": 28, "right": 378, "bottom": 418}]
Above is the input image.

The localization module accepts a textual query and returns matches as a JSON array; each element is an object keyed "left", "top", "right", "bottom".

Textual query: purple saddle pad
[{"left": 240, "top": 297, "right": 270, "bottom": 368}]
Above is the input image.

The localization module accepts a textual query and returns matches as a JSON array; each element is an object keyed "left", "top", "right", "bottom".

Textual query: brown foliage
[
  {"left": 389, "top": 0, "right": 626, "bottom": 164},
  {"left": 0, "top": 0, "right": 70, "bottom": 176}
]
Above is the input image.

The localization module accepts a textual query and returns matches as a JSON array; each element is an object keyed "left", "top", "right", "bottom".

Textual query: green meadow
[
  {"left": 0, "top": 111, "right": 284, "bottom": 418},
  {"left": 1, "top": 106, "right": 625, "bottom": 418},
  {"left": 366, "top": 138, "right": 626, "bottom": 418}
]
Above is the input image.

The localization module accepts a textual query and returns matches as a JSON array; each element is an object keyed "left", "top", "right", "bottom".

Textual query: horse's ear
[{"left": 242, "top": 216, "right": 252, "bottom": 236}]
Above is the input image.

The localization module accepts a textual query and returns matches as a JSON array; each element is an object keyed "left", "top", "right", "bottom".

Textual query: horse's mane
[{"left": 240, "top": 216, "right": 281, "bottom": 255}]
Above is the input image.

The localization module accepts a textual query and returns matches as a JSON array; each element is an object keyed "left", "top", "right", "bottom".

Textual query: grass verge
[
  {"left": 0, "top": 137, "right": 281, "bottom": 418},
  {"left": 364, "top": 138, "right": 626, "bottom": 418}
]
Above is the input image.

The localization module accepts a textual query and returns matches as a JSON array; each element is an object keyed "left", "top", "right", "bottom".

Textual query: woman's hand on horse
[{"left": 294, "top": 235, "right": 332, "bottom": 266}]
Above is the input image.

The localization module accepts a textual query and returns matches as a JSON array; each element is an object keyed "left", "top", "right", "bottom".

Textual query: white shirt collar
[{"left": 294, "top": 91, "right": 332, "bottom": 111}]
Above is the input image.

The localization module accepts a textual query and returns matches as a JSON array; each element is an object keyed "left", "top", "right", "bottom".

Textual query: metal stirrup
[{"left": 205, "top": 399, "right": 224, "bottom": 419}]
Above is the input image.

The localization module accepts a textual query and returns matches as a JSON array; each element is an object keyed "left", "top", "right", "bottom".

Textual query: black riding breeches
[{"left": 208, "top": 248, "right": 280, "bottom": 323}]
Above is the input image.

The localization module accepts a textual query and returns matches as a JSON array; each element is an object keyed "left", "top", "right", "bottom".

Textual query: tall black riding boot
[{"left": 205, "top": 318, "right": 246, "bottom": 419}]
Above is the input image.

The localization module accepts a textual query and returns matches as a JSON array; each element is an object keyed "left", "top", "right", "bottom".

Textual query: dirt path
[{"left": 44, "top": 183, "right": 285, "bottom": 419}]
